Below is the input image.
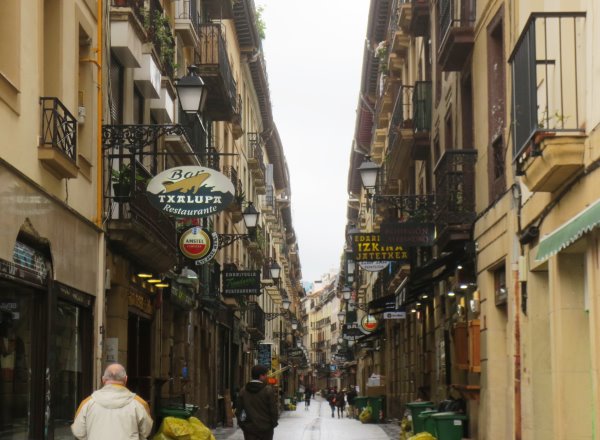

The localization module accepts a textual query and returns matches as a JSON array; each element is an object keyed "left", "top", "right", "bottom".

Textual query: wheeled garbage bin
[
  {"left": 430, "top": 411, "right": 468, "bottom": 440},
  {"left": 406, "top": 401, "right": 435, "bottom": 433},
  {"left": 417, "top": 409, "right": 439, "bottom": 436},
  {"left": 366, "top": 396, "right": 385, "bottom": 423},
  {"left": 354, "top": 396, "right": 369, "bottom": 418}
]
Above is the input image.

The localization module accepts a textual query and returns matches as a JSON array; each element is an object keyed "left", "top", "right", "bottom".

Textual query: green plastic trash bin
[
  {"left": 430, "top": 411, "right": 467, "bottom": 440},
  {"left": 417, "top": 409, "right": 439, "bottom": 436},
  {"left": 366, "top": 396, "right": 385, "bottom": 423},
  {"left": 354, "top": 396, "right": 369, "bottom": 418},
  {"left": 406, "top": 401, "right": 435, "bottom": 433}
]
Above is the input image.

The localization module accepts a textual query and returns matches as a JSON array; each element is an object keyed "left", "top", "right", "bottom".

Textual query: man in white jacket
[{"left": 71, "top": 363, "right": 153, "bottom": 440}]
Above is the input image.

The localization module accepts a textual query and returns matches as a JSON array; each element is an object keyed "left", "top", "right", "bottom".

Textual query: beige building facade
[{"left": 343, "top": 0, "right": 600, "bottom": 438}]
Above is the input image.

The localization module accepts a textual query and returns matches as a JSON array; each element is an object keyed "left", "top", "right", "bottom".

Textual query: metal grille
[
  {"left": 413, "top": 81, "right": 432, "bottom": 132},
  {"left": 434, "top": 150, "right": 477, "bottom": 227},
  {"left": 39, "top": 97, "right": 77, "bottom": 160},
  {"left": 438, "top": 0, "right": 475, "bottom": 44},
  {"left": 389, "top": 85, "right": 414, "bottom": 147},
  {"left": 510, "top": 13, "right": 586, "bottom": 159}
]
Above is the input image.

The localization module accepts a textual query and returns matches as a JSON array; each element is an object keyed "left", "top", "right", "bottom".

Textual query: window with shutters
[{"left": 109, "top": 56, "right": 124, "bottom": 124}]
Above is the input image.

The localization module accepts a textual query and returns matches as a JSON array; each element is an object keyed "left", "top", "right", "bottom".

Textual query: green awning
[{"left": 536, "top": 198, "right": 600, "bottom": 262}]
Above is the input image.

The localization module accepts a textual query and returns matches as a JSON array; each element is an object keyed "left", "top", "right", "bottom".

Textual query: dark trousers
[{"left": 242, "top": 429, "right": 274, "bottom": 440}]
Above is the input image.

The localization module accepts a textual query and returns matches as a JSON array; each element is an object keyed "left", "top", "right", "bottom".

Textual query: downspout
[
  {"left": 513, "top": 262, "right": 522, "bottom": 440},
  {"left": 95, "top": 0, "right": 105, "bottom": 389}
]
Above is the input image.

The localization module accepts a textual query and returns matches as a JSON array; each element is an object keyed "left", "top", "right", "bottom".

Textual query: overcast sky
[{"left": 259, "top": 1, "right": 370, "bottom": 283}]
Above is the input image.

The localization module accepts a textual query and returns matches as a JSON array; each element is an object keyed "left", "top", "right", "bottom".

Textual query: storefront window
[
  {"left": 0, "top": 290, "right": 33, "bottom": 440},
  {"left": 53, "top": 301, "right": 86, "bottom": 440}
]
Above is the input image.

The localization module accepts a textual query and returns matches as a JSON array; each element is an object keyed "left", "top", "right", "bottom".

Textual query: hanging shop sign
[
  {"left": 146, "top": 166, "right": 235, "bottom": 218},
  {"left": 360, "top": 315, "right": 379, "bottom": 333},
  {"left": 128, "top": 289, "right": 153, "bottom": 316},
  {"left": 287, "top": 348, "right": 304, "bottom": 358},
  {"left": 342, "top": 323, "right": 364, "bottom": 341},
  {"left": 351, "top": 233, "right": 409, "bottom": 262},
  {"left": 257, "top": 343, "right": 272, "bottom": 368},
  {"left": 222, "top": 270, "right": 261, "bottom": 296},
  {"left": 358, "top": 261, "right": 390, "bottom": 272},
  {"left": 383, "top": 310, "right": 407, "bottom": 320},
  {"left": 169, "top": 280, "right": 196, "bottom": 310},
  {"left": 178, "top": 227, "right": 219, "bottom": 265},
  {"left": 380, "top": 221, "right": 435, "bottom": 247}
]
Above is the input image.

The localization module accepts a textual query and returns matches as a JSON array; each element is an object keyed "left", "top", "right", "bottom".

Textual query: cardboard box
[{"left": 365, "top": 386, "right": 386, "bottom": 396}]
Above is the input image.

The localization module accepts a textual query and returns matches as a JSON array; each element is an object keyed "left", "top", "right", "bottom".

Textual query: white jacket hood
[{"left": 91, "top": 384, "right": 136, "bottom": 408}]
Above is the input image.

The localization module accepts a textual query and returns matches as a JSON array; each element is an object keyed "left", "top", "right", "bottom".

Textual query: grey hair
[{"left": 102, "top": 363, "right": 127, "bottom": 383}]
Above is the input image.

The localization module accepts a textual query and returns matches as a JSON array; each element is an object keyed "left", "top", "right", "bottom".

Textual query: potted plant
[{"left": 111, "top": 163, "right": 146, "bottom": 202}]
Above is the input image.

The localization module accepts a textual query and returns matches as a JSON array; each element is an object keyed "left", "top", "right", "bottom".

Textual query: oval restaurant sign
[
  {"left": 179, "top": 227, "right": 219, "bottom": 265},
  {"left": 359, "top": 261, "right": 390, "bottom": 272},
  {"left": 147, "top": 166, "right": 235, "bottom": 218},
  {"left": 360, "top": 315, "right": 379, "bottom": 334}
]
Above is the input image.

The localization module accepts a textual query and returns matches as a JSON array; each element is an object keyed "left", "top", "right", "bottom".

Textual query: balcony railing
[
  {"left": 246, "top": 301, "right": 265, "bottom": 340},
  {"left": 111, "top": 0, "right": 145, "bottom": 24},
  {"left": 197, "top": 23, "right": 239, "bottom": 121},
  {"left": 389, "top": 85, "right": 414, "bottom": 148},
  {"left": 40, "top": 97, "right": 77, "bottom": 161},
  {"left": 413, "top": 81, "right": 432, "bottom": 133},
  {"left": 223, "top": 165, "right": 243, "bottom": 199},
  {"left": 434, "top": 150, "right": 477, "bottom": 247},
  {"left": 509, "top": 13, "right": 586, "bottom": 161},
  {"left": 174, "top": 0, "right": 200, "bottom": 34},
  {"left": 438, "top": 0, "right": 475, "bottom": 71},
  {"left": 247, "top": 133, "right": 266, "bottom": 176}
]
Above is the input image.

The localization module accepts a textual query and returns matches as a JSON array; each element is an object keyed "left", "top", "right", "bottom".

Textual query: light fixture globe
[
  {"left": 338, "top": 337, "right": 344, "bottom": 344},
  {"left": 242, "top": 202, "right": 260, "bottom": 229},
  {"left": 269, "top": 261, "right": 281, "bottom": 281},
  {"left": 176, "top": 65, "right": 208, "bottom": 114},
  {"left": 347, "top": 258, "right": 356, "bottom": 274},
  {"left": 357, "top": 156, "right": 380, "bottom": 189},
  {"left": 342, "top": 286, "right": 352, "bottom": 301},
  {"left": 282, "top": 298, "right": 291, "bottom": 310},
  {"left": 291, "top": 320, "right": 298, "bottom": 330},
  {"left": 337, "top": 310, "right": 345, "bottom": 322}
]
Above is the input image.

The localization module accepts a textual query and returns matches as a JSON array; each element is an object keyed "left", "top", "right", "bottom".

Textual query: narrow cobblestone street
[{"left": 213, "top": 397, "right": 401, "bottom": 440}]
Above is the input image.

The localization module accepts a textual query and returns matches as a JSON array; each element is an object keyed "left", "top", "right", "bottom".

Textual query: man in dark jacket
[{"left": 235, "top": 365, "right": 279, "bottom": 440}]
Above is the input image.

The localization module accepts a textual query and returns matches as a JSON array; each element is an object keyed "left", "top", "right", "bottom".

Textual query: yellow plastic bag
[
  {"left": 152, "top": 433, "right": 172, "bottom": 440},
  {"left": 359, "top": 405, "right": 372, "bottom": 423},
  {"left": 188, "top": 417, "right": 216, "bottom": 440},
  {"left": 161, "top": 416, "right": 194, "bottom": 440},
  {"left": 407, "top": 433, "right": 436, "bottom": 440}
]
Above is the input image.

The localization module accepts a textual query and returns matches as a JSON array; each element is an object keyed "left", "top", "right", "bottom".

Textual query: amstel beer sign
[
  {"left": 178, "top": 227, "right": 219, "bottom": 265},
  {"left": 147, "top": 166, "right": 235, "bottom": 218}
]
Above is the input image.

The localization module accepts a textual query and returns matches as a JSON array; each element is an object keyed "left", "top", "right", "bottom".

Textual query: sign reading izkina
[{"left": 146, "top": 166, "right": 235, "bottom": 218}]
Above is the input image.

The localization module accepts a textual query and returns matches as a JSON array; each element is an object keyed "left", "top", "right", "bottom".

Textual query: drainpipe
[
  {"left": 513, "top": 261, "right": 522, "bottom": 440},
  {"left": 95, "top": 0, "right": 105, "bottom": 388}
]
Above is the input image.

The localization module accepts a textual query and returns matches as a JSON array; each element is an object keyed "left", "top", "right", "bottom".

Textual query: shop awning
[{"left": 536, "top": 198, "right": 600, "bottom": 262}]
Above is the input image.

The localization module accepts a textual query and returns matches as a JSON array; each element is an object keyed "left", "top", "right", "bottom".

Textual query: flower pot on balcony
[{"left": 112, "top": 182, "right": 131, "bottom": 202}]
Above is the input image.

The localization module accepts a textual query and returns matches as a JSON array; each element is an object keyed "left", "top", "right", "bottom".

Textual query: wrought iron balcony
[
  {"left": 434, "top": 149, "right": 477, "bottom": 250},
  {"left": 197, "top": 23, "right": 239, "bottom": 121},
  {"left": 437, "top": 0, "right": 475, "bottom": 71},
  {"left": 398, "top": 0, "right": 430, "bottom": 37},
  {"left": 38, "top": 97, "right": 78, "bottom": 178},
  {"left": 223, "top": 165, "right": 245, "bottom": 221},
  {"left": 173, "top": 0, "right": 201, "bottom": 47},
  {"left": 510, "top": 12, "right": 586, "bottom": 186},
  {"left": 247, "top": 133, "right": 266, "bottom": 190},
  {"left": 412, "top": 81, "right": 432, "bottom": 159},
  {"left": 246, "top": 301, "right": 265, "bottom": 341},
  {"left": 111, "top": 0, "right": 145, "bottom": 23},
  {"left": 105, "top": 160, "right": 178, "bottom": 272}
]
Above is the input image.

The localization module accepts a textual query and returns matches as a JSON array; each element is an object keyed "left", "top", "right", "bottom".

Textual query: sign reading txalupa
[
  {"left": 352, "top": 233, "right": 409, "bottom": 262},
  {"left": 147, "top": 166, "right": 235, "bottom": 218}
]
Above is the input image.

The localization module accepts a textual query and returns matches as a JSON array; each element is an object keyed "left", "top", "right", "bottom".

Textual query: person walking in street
[
  {"left": 71, "top": 363, "right": 153, "bottom": 440},
  {"left": 303, "top": 387, "right": 312, "bottom": 410},
  {"left": 346, "top": 386, "right": 358, "bottom": 419},
  {"left": 335, "top": 389, "right": 346, "bottom": 418},
  {"left": 235, "top": 365, "right": 279, "bottom": 440},
  {"left": 327, "top": 388, "right": 337, "bottom": 418}
]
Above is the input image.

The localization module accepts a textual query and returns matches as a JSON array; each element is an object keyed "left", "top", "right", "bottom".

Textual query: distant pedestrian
[
  {"left": 71, "top": 363, "right": 153, "bottom": 440},
  {"left": 346, "top": 386, "right": 358, "bottom": 419},
  {"left": 327, "top": 388, "right": 337, "bottom": 418},
  {"left": 335, "top": 389, "right": 346, "bottom": 418},
  {"left": 235, "top": 365, "right": 279, "bottom": 440},
  {"left": 304, "top": 388, "right": 312, "bottom": 410}
]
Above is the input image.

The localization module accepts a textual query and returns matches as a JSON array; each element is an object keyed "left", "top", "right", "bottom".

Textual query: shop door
[
  {"left": 52, "top": 300, "right": 93, "bottom": 439},
  {"left": 0, "top": 284, "right": 44, "bottom": 440},
  {"left": 127, "top": 313, "right": 152, "bottom": 402}
]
